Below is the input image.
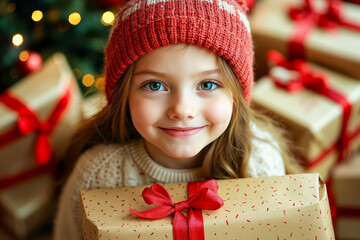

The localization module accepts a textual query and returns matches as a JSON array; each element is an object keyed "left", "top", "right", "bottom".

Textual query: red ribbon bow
[
  {"left": 129, "top": 180, "right": 224, "bottom": 240},
  {"left": 267, "top": 50, "right": 329, "bottom": 93},
  {"left": 289, "top": 0, "right": 342, "bottom": 30},
  {"left": 0, "top": 85, "right": 71, "bottom": 165},
  {"left": 267, "top": 50, "right": 352, "bottom": 165},
  {"left": 288, "top": 0, "right": 360, "bottom": 59}
]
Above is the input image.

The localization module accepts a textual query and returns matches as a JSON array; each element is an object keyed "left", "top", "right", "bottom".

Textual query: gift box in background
[
  {"left": 0, "top": 53, "right": 83, "bottom": 238},
  {"left": 0, "top": 53, "right": 82, "bottom": 185},
  {"left": 0, "top": 174, "right": 53, "bottom": 239},
  {"left": 332, "top": 151, "right": 360, "bottom": 239},
  {"left": 245, "top": 0, "right": 256, "bottom": 13},
  {"left": 249, "top": 0, "right": 360, "bottom": 79},
  {"left": 251, "top": 60, "right": 360, "bottom": 180},
  {"left": 81, "top": 173, "right": 334, "bottom": 239}
]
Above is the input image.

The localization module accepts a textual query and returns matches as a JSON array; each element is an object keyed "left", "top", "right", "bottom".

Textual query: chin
[{"left": 163, "top": 148, "right": 202, "bottom": 159}]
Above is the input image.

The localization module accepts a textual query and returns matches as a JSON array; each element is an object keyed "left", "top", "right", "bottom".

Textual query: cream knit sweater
[{"left": 53, "top": 124, "right": 285, "bottom": 240}]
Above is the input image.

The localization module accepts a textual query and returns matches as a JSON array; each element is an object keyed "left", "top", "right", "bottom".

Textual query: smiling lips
[{"left": 159, "top": 127, "right": 205, "bottom": 137}]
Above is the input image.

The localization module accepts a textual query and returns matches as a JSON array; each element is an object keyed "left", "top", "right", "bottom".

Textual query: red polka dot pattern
[{"left": 81, "top": 173, "right": 335, "bottom": 239}]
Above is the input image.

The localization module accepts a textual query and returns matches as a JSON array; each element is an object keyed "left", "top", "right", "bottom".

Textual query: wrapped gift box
[
  {"left": 81, "top": 173, "right": 335, "bottom": 239},
  {"left": 0, "top": 227, "right": 13, "bottom": 240},
  {"left": 0, "top": 53, "right": 83, "bottom": 238},
  {"left": 332, "top": 151, "right": 360, "bottom": 239},
  {"left": 251, "top": 64, "right": 360, "bottom": 180},
  {"left": 0, "top": 53, "right": 82, "bottom": 183},
  {"left": 0, "top": 174, "right": 54, "bottom": 239},
  {"left": 249, "top": 0, "right": 360, "bottom": 79}
]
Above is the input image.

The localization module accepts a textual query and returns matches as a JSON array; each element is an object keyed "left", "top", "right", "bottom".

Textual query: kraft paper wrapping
[
  {"left": 249, "top": 0, "right": 360, "bottom": 79},
  {"left": 0, "top": 174, "right": 54, "bottom": 239},
  {"left": 81, "top": 173, "right": 335, "bottom": 239},
  {"left": 332, "top": 152, "right": 360, "bottom": 239},
  {"left": 0, "top": 53, "right": 82, "bottom": 180},
  {"left": 251, "top": 64, "right": 360, "bottom": 180}
]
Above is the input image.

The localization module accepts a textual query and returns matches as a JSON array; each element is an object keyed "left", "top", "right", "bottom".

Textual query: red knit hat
[{"left": 105, "top": 0, "right": 254, "bottom": 104}]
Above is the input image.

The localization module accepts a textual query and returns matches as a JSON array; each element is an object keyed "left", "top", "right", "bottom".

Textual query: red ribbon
[
  {"left": 0, "top": 157, "right": 56, "bottom": 191},
  {"left": 0, "top": 84, "right": 72, "bottom": 166},
  {"left": 267, "top": 50, "right": 352, "bottom": 165},
  {"left": 346, "top": 0, "right": 360, "bottom": 4},
  {"left": 129, "top": 180, "right": 224, "bottom": 240},
  {"left": 288, "top": 0, "right": 360, "bottom": 59},
  {"left": 337, "top": 207, "right": 360, "bottom": 217}
]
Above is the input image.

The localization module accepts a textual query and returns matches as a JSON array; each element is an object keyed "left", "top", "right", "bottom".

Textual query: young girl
[{"left": 54, "top": 0, "right": 297, "bottom": 239}]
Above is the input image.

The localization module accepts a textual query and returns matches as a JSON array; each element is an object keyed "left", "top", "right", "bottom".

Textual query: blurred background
[
  {"left": 0, "top": 0, "right": 359, "bottom": 239},
  {"left": 0, "top": 0, "right": 122, "bottom": 239},
  {"left": 0, "top": 0, "right": 122, "bottom": 95}
]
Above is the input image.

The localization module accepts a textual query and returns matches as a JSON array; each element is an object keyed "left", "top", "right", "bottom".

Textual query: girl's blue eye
[
  {"left": 143, "top": 81, "right": 166, "bottom": 91},
  {"left": 198, "top": 81, "right": 219, "bottom": 91}
]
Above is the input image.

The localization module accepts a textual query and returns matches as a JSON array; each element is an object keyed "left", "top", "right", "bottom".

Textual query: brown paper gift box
[
  {"left": 332, "top": 151, "right": 360, "bottom": 239},
  {"left": 251, "top": 64, "right": 360, "bottom": 180},
  {"left": 0, "top": 53, "right": 82, "bottom": 182},
  {"left": 249, "top": 0, "right": 360, "bottom": 79},
  {"left": 0, "top": 53, "right": 83, "bottom": 238},
  {"left": 81, "top": 173, "right": 335, "bottom": 239}
]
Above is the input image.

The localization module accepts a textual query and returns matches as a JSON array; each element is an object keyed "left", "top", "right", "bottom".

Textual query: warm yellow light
[
  {"left": 12, "top": 34, "right": 23, "bottom": 47},
  {"left": 95, "top": 77, "right": 105, "bottom": 90},
  {"left": 32, "top": 10, "right": 43, "bottom": 22},
  {"left": 7, "top": 3, "right": 16, "bottom": 13},
  {"left": 82, "top": 74, "right": 95, "bottom": 87},
  {"left": 68, "top": 12, "right": 81, "bottom": 25},
  {"left": 101, "top": 11, "right": 115, "bottom": 26},
  {"left": 19, "top": 50, "right": 29, "bottom": 62}
]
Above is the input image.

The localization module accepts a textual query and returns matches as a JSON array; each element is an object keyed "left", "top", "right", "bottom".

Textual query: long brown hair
[{"left": 55, "top": 54, "right": 299, "bottom": 197}]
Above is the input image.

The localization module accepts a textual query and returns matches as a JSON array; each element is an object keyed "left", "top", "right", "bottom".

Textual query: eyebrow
[{"left": 133, "top": 69, "right": 220, "bottom": 78}]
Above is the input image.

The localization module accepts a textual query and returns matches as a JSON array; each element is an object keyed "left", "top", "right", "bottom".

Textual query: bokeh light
[
  {"left": 95, "top": 76, "right": 105, "bottom": 90},
  {"left": 82, "top": 74, "right": 95, "bottom": 87},
  {"left": 32, "top": 10, "right": 43, "bottom": 22},
  {"left": 12, "top": 34, "right": 24, "bottom": 47},
  {"left": 101, "top": 11, "right": 115, "bottom": 26},
  {"left": 19, "top": 50, "right": 29, "bottom": 62},
  {"left": 7, "top": 3, "right": 16, "bottom": 13},
  {"left": 68, "top": 12, "right": 81, "bottom": 25}
]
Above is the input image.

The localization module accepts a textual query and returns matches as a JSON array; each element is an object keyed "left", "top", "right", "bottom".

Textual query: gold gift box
[
  {"left": 332, "top": 152, "right": 360, "bottom": 240},
  {"left": 81, "top": 173, "right": 334, "bottom": 239},
  {"left": 250, "top": 0, "right": 360, "bottom": 79},
  {"left": 251, "top": 64, "right": 360, "bottom": 180}
]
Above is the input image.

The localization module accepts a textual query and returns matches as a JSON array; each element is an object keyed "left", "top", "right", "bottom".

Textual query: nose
[{"left": 167, "top": 93, "right": 197, "bottom": 120}]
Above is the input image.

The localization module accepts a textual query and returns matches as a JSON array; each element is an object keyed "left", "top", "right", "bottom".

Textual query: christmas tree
[{"left": 0, "top": 0, "right": 123, "bottom": 94}]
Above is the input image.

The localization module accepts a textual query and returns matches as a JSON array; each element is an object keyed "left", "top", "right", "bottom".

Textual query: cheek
[
  {"left": 129, "top": 95, "right": 160, "bottom": 128},
  {"left": 205, "top": 95, "right": 233, "bottom": 127}
]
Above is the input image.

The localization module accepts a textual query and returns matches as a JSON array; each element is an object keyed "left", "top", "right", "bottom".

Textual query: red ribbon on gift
[
  {"left": 0, "top": 85, "right": 71, "bottom": 166},
  {"left": 347, "top": 0, "right": 360, "bottom": 4},
  {"left": 288, "top": 0, "right": 360, "bottom": 59},
  {"left": 267, "top": 50, "right": 352, "bottom": 166},
  {"left": 129, "top": 180, "right": 224, "bottom": 240}
]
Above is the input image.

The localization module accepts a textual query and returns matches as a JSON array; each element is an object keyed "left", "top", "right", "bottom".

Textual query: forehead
[{"left": 134, "top": 44, "right": 219, "bottom": 73}]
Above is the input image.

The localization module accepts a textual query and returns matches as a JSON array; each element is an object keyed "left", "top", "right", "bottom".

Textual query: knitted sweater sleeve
[
  {"left": 245, "top": 124, "right": 286, "bottom": 178},
  {"left": 53, "top": 144, "right": 125, "bottom": 240}
]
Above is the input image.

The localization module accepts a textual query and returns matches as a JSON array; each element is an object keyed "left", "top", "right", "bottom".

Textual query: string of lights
[{"left": 1, "top": 0, "right": 121, "bottom": 93}]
